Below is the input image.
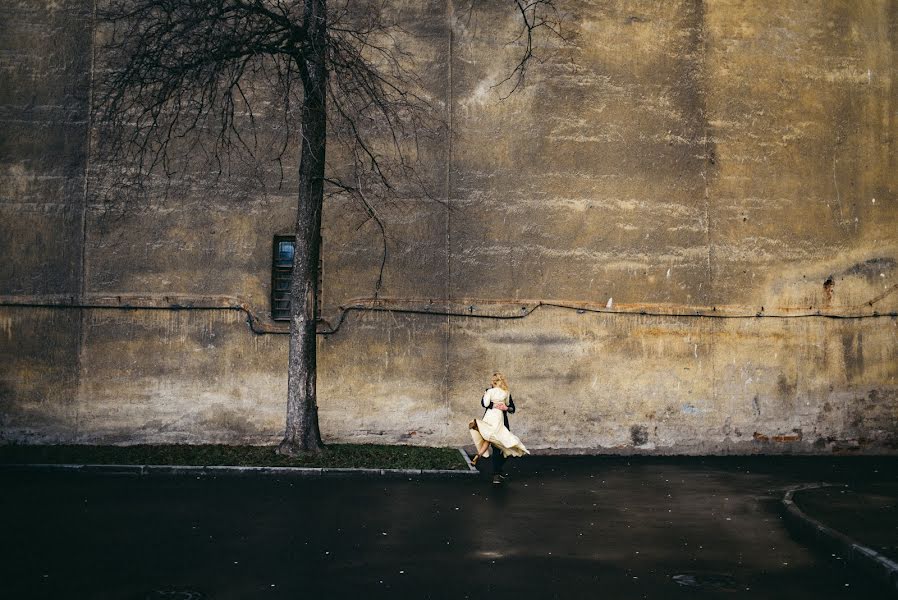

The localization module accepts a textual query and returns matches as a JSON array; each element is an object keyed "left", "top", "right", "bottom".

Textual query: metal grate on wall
[
  {"left": 271, "top": 235, "right": 295, "bottom": 321},
  {"left": 271, "top": 235, "right": 323, "bottom": 322}
]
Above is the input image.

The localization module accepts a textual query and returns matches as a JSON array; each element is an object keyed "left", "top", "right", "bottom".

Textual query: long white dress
[{"left": 469, "top": 387, "right": 529, "bottom": 458}]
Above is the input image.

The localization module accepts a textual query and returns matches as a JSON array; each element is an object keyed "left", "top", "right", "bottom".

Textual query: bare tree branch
[{"left": 485, "top": 0, "right": 570, "bottom": 99}]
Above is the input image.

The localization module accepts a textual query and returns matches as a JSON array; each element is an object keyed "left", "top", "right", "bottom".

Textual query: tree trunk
[{"left": 278, "top": 0, "right": 327, "bottom": 455}]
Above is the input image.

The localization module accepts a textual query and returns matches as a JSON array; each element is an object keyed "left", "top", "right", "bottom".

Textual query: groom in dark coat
[{"left": 481, "top": 391, "right": 516, "bottom": 483}]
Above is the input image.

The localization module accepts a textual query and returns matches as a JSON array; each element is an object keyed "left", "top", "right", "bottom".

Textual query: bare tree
[{"left": 93, "top": 0, "right": 564, "bottom": 455}]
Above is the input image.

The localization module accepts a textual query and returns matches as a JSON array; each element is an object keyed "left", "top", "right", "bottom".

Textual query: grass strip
[{"left": 0, "top": 444, "right": 469, "bottom": 470}]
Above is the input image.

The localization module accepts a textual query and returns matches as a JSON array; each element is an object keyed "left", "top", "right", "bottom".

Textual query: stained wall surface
[
  {"left": 0, "top": 0, "right": 91, "bottom": 441},
  {"left": 1, "top": 0, "right": 896, "bottom": 453}
]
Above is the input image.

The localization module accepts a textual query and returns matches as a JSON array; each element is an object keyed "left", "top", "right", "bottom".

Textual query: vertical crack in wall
[
  {"left": 696, "top": 0, "right": 713, "bottom": 306},
  {"left": 75, "top": 0, "right": 99, "bottom": 443},
  {"left": 695, "top": 0, "right": 719, "bottom": 419},
  {"left": 444, "top": 0, "right": 454, "bottom": 439}
]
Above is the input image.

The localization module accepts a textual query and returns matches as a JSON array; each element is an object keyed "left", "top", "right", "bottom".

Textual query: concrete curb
[
  {"left": 458, "top": 447, "right": 477, "bottom": 471},
  {"left": 782, "top": 483, "right": 898, "bottom": 595},
  {"left": 0, "top": 448, "right": 479, "bottom": 479}
]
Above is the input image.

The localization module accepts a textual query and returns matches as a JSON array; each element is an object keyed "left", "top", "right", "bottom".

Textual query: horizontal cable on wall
[{"left": 1, "top": 284, "right": 896, "bottom": 336}]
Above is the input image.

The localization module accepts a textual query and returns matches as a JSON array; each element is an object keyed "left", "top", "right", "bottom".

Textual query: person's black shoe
[{"left": 492, "top": 475, "right": 502, "bottom": 485}]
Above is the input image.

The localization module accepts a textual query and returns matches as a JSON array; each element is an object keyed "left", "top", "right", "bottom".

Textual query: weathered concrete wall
[
  {"left": 0, "top": 0, "right": 91, "bottom": 441},
  {"left": 1, "top": 0, "right": 896, "bottom": 453}
]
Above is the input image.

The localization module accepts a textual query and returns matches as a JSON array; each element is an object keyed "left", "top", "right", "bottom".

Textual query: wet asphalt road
[{"left": 1, "top": 457, "right": 895, "bottom": 600}]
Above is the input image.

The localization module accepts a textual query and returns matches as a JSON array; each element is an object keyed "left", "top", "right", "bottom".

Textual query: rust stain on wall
[{"left": 753, "top": 431, "right": 802, "bottom": 443}]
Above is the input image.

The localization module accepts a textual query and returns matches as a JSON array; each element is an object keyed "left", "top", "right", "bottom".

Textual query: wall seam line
[
  {"left": 75, "top": 0, "right": 99, "bottom": 444},
  {"left": 698, "top": 0, "right": 718, "bottom": 422},
  {"left": 445, "top": 0, "right": 454, "bottom": 440}
]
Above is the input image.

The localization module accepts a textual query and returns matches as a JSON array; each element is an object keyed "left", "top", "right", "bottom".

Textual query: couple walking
[{"left": 469, "top": 372, "right": 529, "bottom": 483}]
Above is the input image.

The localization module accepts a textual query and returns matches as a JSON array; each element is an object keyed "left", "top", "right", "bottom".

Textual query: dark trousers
[{"left": 491, "top": 446, "right": 507, "bottom": 475}]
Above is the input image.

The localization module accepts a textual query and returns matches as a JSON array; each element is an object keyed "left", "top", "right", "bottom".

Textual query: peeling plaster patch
[
  {"left": 0, "top": 315, "right": 12, "bottom": 340},
  {"left": 776, "top": 375, "right": 796, "bottom": 398},
  {"left": 841, "top": 258, "right": 896, "bottom": 282},
  {"left": 630, "top": 424, "right": 649, "bottom": 446},
  {"left": 2, "top": 163, "right": 30, "bottom": 199},
  {"left": 841, "top": 332, "right": 865, "bottom": 381},
  {"left": 823, "top": 276, "right": 834, "bottom": 304}
]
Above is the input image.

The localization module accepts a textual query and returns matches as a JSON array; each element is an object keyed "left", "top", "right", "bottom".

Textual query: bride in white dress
[{"left": 469, "top": 372, "right": 529, "bottom": 464}]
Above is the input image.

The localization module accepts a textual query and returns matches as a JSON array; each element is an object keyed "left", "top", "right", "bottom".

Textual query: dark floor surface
[
  {"left": 2, "top": 456, "right": 896, "bottom": 600},
  {"left": 794, "top": 481, "right": 898, "bottom": 563}
]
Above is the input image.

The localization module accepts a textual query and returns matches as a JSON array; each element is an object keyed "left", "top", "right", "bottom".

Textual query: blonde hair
[{"left": 491, "top": 372, "right": 509, "bottom": 391}]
